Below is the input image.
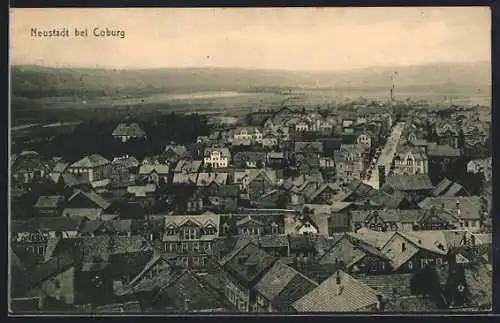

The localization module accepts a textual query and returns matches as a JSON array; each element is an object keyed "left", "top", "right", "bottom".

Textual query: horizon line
[{"left": 10, "top": 59, "right": 491, "bottom": 74}]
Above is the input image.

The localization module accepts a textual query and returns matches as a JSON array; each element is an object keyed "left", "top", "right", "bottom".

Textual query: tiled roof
[
  {"left": 418, "top": 196, "right": 485, "bottom": 220},
  {"left": 107, "top": 250, "right": 153, "bottom": 278},
  {"left": 357, "top": 274, "right": 414, "bottom": 300},
  {"left": 153, "top": 270, "right": 222, "bottom": 311},
  {"left": 138, "top": 164, "right": 170, "bottom": 175},
  {"left": 70, "top": 154, "right": 110, "bottom": 168},
  {"left": 164, "top": 144, "right": 189, "bottom": 157},
  {"left": 259, "top": 234, "right": 290, "bottom": 248},
  {"left": 294, "top": 142, "right": 323, "bottom": 154},
  {"left": 384, "top": 295, "right": 440, "bottom": 312},
  {"left": 34, "top": 195, "right": 65, "bottom": 209},
  {"left": 400, "top": 231, "right": 449, "bottom": 255},
  {"left": 385, "top": 174, "right": 434, "bottom": 191},
  {"left": 431, "top": 178, "right": 454, "bottom": 197},
  {"left": 268, "top": 152, "right": 285, "bottom": 159},
  {"left": 112, "top": 156, "right": 140, "bottom": 169},
  {"left": 112, "top": 122, "right": 146, "bottom": 137},
  {"left": 292, "top": 270, "right": 379, "bottom": 312},
  {"left": 307, "top": 183, "right": 340, "bottom": 203},
  {"left": 51, "top": 162, "right": 70, "bottom": 173},
  {"left": 464, "top": 262, "right": 493, "bottom": 307},
  {"left": 25, "top": 249, "right": 75, "bottom": 290},
  {"left": 12, "top": 216, "right": 86, "bottom": 233},
  {"left": 70, "top": 189, "right": 110, "bottom": 209},
  {"left": 78, "top": 235, "right": 150, "bottom": 271},
  {"left": 172, "top": 172, "right": 199, "bottom": 184},
  {"left": 174, "top": 160, "right": 202, "bottom": 173},
  {"left": 220, "top": 242, "right": 277, "bottom": 287},
  {"left": 254, "top": 260, "right": 299, "bottom": 301},
  {"left": 95, "top": 301, "right": 142, "bottom": 313},
  {"left": 233, "top": 151, "right": 267, "bottom": 163},
  {"left": 197, "top": 172, "right": 228, "bottom": 186},
  {"left": 61, "top": 208, "right": 103, "bottom": 220},
  {"left": 427, "top": 143, "right": 461, "bottom": 157},
  {"left": 348, "top": 231, "right": 393, "bottom": 249},
  {"left": 443, "top": 183, "right": 466, "bottom": 197},
  {"left": 127, "top": 184, "right": 157, "bottom": 197},
  {"left": 272, "top": 272, "right": 318, "bottom": 312},
  {"left": 351, "top": 209, "right": 425, "bottom": 224},
  {"left": 369, "top": 189, "right": 408, "bottom": 209}
]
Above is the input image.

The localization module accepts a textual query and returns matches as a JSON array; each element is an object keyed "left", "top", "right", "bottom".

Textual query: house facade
[
  {"left": 68, "top": 154, "right": 112, "bottom": 185},
  {"left": 204, "top": 148, "right": 231, "bottom": 168},
  {"left": 162, "top": 214, "right": 220, "bottom": 270}
]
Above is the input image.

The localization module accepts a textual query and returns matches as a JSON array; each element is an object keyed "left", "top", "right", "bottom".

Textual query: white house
[
  {"left": 393, "top": 150, "right": 428, "bottom": 175},
  {"left": 233, "top": 127, "right": 263, "bottom": 144},
  {"left": 204, "top": 147, "right": 231, "bottom": 168},
  {"left": 356, "top": 133, "right": 372, "bottom": 150},
  {"left": 295, "top": 121, "right": 309, "bottom": 132}
]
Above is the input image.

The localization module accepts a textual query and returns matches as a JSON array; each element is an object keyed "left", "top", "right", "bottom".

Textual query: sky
[{"left": 10, "top": 7, "right": 491, "bottom": 71}]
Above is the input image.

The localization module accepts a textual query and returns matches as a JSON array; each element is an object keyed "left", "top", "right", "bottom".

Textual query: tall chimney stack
[
  {"left": 335, "top": 270, "right": 343, "bottom": 296},
  {"left": 378, "top": 165, "right": 386, "bottom": 188}
]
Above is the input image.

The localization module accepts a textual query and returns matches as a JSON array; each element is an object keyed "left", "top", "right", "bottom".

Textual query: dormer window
[
  {"left": 205, "top": 225, "right": 216, "bottom": 236},
  {"left": 166, "top": 226, "right": 176, "bottom": 236}
]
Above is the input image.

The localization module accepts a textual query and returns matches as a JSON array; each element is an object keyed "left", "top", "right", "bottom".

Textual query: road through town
[{"left": 364, "top": 122, "right": 406, "bottom": 189}]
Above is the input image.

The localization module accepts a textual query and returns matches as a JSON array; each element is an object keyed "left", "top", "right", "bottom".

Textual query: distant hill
[{"left": 10, "top": 61, "right": 491, "bottom": 99}]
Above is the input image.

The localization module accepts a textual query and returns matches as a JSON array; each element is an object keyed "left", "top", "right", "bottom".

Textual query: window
[
  {"left": 436, "top": 258, "right": 442, "bottom": 265},
  {"left": 271, "top": 226, "right": 278, "bottom": 234},
  {"left": 408, "top": 261, "right": 413, "bottom": 270},
  {"left": 38, "top": 246, "right": 45, "bottom": 255}
]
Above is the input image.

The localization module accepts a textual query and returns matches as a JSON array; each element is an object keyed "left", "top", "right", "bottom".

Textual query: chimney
[
  {"left": 376, "top": 294, "right": 383, "bottom": 311},
  {"left": 378, "top": 166, "right": 386, "bottom": 188},
  {"left": 183, "top": 298, "right": 191, "bottom": 312},
  {"left": 335, "top": 270, "right": 343, "bottom": 296}
]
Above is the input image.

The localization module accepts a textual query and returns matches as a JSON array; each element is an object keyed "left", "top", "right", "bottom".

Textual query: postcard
[{"left": 9, "top": 7, "right": 492, "bottom": 315}]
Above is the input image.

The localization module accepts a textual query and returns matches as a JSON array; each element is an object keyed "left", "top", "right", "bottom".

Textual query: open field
[{"left": 10, "top": 62, "right": 491, "bottom": 126}]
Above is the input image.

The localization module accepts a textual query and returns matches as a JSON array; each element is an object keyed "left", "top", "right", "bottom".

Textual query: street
[{"left": 363, "top": 122, "right": 406, "bottom": 189}]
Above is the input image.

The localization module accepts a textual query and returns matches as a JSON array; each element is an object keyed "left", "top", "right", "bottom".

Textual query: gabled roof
[
  {"left": 427, "top": 143, "right": 461, "bottom": 157},
  {"left": 254, "top": 260, "right": 318, "bottom": 310},
  {"left": 112, "top": 156, "right": 140, "bottom": 169},
  {"left": 12, "top": 216, "right": 87, "bottom": 233},
  {"left": 138, "top": 164, "right": 170, "bottom": 175},
  {"left": 219, "top": 242, "right": 277, "bottom": 287},
  {"left": 292, "top": 270, "right": 379, "bottom": 312},
  {"left": 153, "top": 270, "right": 222, "bottom": 312},
  {"left": 70, "top": 154, "right": 110, "bottom": 168},
  {"left": 307, "top": 183, "right": 340, "bottom": 202},
  {"left": 431, "top": 178, "right": 454, "bottom": 197},
  {"left": 127, "top": 184, "right": 157, "bottom": 197},
  {"left": 294, "top": 142, "right": 323, "bottom": 154},
  {"left": 174, "top": 159, "right": 202, "bottom": 173},
  {"left": 196, "top": 172, "right": 228, "bottom": 186},
  {"left": 384, "top": 295, "right": 440, "bottom": 312},
  {"left": 318, "top": 234, "right": 389, "bottom": 268},
  {"left": 34, "top": 195, "right": 65, "bottom": 209},
  {"left": 233, "top": 151, "right": 267, "bottom": 164},
  {"left": 24, "top": 249, "right": 75, "bottom": 291},
  {"left": 69, "top": 190, "right": 111, "bottom": 210},
  {"left": 385, "top": 174, "right": 434, "bottom": 191},
  {"left": 418, "top": 196, "right": 484, "bottom": 220},
  {"left": 78, "top": 235, "right": 151, "bottom": 271},
  {"left": 164, "top": 144, "right": 189, "bottom": 157},
  {"left": 358, "top": 273, "right": 414, "bottom": 300},
  {"left": 96, "top": 301, "right": 142, "bottom": 313},
  {"left": 112, "top": 122, "right": 146, "bottom": 137},
  {"left": 204, "top": 147, "right": 230, "bottom": 158},
  {"left": 62, "top": 208, "right": 103, "bottom": 220}
]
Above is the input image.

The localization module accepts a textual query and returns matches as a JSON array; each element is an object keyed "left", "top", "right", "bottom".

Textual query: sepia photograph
[{"left": 9, "top": 7, "right": 492, "bottom": 314}]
